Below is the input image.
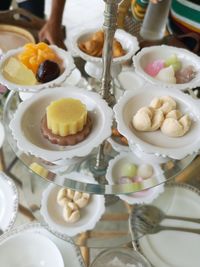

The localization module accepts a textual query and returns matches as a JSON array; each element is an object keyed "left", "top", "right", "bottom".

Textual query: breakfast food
[
  {"left": 2, "top": 42, "right": 62, "bottom": 85},
  {"left": 118, "top": 163, "right": 154, "bottom": 197},
  {"left": 161, "top": 114, "right": 191, "bottom": 137},
  {"left": 41, "top": 98, "right": 92, "bottom": 146},
  {"left": 78, "top": 30, "right": 125, "bottom": 58},
  {"left": 3, "top": 57, "right": 37, "bottom": 85},
  {"left": 132, "top": 107, "right": 164, "bottom": 131},
  {"left": 132, "top": 96, "right": 192, "bottom": 137},
  {"left": 150, "top": 96, "right": 176, "bottom": 115},
  {"left": 145, "top": 53, "right": 196, "bottom": 84},
  {"left": 36, "top": 60, "right": 60, "bottom": 83},
  {"left": 57, "top": 188, "right": 90, "bottom": 223}
]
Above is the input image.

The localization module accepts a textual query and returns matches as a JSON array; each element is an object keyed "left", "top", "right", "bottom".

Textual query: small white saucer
[
  {"left": 10, "top": 86, "right": 113, "bottom": 162},
  {"left": 0, "top": 172, "right": 18, "bottom": 232},
  {"left": 0, "top": 223, "right": 85, "bottom": 267},
  {"left": 0, "top": 45, "right": 75, "bottom": 92},
  {"left": 106, "top": 152, "right": 165, "bottom": 204},
  {"left": 118, "top": 70, "right": 145, "bottom": 91},
  {"left": 41, "top": 172, "right": 105, "bottom": 237}
]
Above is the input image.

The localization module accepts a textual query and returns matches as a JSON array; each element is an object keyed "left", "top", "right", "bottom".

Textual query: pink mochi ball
[{"left": 145, "top": 59, "right": 164, "bottom": 77}]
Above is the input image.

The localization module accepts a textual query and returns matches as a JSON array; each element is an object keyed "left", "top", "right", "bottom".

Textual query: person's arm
[{"left": 39, "top": 0, "right": 67, "bottom": 49}]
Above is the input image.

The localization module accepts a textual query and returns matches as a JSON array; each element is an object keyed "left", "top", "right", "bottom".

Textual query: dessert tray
[
  {"left": 40, "top": 172, "right": 105, "bottom": 237},
  {"left": 114, "top": 84, "right": 200, "bottom": 160},
  {"left": 130, "top": 183, "right": 200, "bottom": 267},
  {"left": 106, "top": 152, "right": 165, "bottom": 204},
  {"left": 0, "top": 45, "right": 75, "bottom": 92},
  {"left": 0, "top": 172, "right": 18, "bottom": 233},
  {"left": 0, "top": 222, "right": 85, "bottom": 267},
  {"left": 133, "top": 45, "right": 200, "bottom": 90},
  {"left": 9, "top": 86, "right": 113, "bottom": 162}
]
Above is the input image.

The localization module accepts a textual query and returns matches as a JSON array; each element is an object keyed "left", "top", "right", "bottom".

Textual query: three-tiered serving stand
[{"left": 1, "top": 0, "right": 200, "bottom": 265}]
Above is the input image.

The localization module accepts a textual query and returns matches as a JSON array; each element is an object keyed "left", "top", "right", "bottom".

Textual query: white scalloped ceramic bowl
[
  {"left": 114, "top": 84, "right": 200, "bottom": 160},
  {"left": 133, "top": 45, "right": 200, "bottom": 90},
  {"left": 0, "top": 232, "right": 64, "bottom": 267},
  {"left": 9, "top": 86, "right": 113, "bottom": 162},
  {"left": 40, "top": 172, "right": 105, "bottom": 237},
  {"left": 72, "top": 28, "right": 139, "bottom": 79},
  {"left": 106, "top": 152, "right": 164, "bottom": 204},
  {"left": 73, "top": 28, "right": 139, "bottom": 64},
  {"left": 0, "top": 45, "right": 75, "bottom": 92}
]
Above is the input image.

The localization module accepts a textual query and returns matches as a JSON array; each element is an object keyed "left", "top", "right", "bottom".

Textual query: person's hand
[{"left": 39, "top": 20, "right": 67, "bottom": 50}]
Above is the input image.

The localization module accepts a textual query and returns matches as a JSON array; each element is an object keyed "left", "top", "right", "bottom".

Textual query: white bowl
[
  {"left": 40, "top": 172, "right": 105, "bottom": 237},
  {"left": 0, "top": 45, "right": 75, "bottom": 92},
  {"left": 10, "top": 86, "right": 113, "bottom": 162},
  {"left": 106, "top": 152, "right": 165, "bottom": 204},
  {"left": 114, "top": 84, "right": 200, "bottom": 160},
  {"left": 72, "top": 28, "right": 139, "bottom": 79},
  {"left": 133, "top": 45, "right": 200, "bottom": 90},
  {"left": 0, "top": 232, "right": 64, "bottom": 267}
]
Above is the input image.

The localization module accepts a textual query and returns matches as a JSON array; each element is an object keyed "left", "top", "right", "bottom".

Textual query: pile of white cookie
[
  {"left": 132, "top": 96, "right": 192, "bottom": 137},
  {"left": 57, "top": 188, "right": 90, "bottom": 223}
]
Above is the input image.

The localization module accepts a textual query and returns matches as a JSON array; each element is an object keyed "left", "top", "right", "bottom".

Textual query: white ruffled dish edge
[
  {"left": 133, "top": 45, "right": 200, "bottom": 91},
  {"left": 0, "top": 45, "right": 75, "bottom": 92},
  {"left": 113, "top": 85, "right": 200, "bottom": 160},
  {"left": 40, "top": 172, "right": 105, "bottom": 237},
  {"left": 106, "top": 152, "right": 165, "bottom": 204}
]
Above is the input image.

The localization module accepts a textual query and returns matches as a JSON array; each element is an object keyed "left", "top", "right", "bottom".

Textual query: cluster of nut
[
  {"left": 57, "top": 188, "right": 90, "bottom": 223},
  {"left": 132, "top": 96, "right": 191, "bottom": 137}
]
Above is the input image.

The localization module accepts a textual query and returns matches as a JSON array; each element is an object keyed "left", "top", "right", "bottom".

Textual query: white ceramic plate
[
  {"left": 41, "top": 172, "right": 105, "bottom": 237},
  {"left": 0, "top": 45, "right": 75, "bottom": 92},
  {"left": 0, "top": 231, "right": 64, "bottom": 267},
  {"left": 114, "top": 85, "right": 200, "bottom": 159},
  {"left": 72, "top": 27, "right": 139, "bottom": 64},
  {"left": 10, "top": 86, "right": 113, "bottom": 162},
  {"left": 106, "top": 152, "right": 165, "bottom": 204},
  {"left": 0, "top": 172, "right": 18, "bottom": 232},
  {"left": 0, "top": 222, "right": 85, "bottom": 267},
  {"left": 135, "top": 183, "right": 200, "bottom": 267},
  {"left": 133, "top": 45, "right": 200, "bottom": 90}
]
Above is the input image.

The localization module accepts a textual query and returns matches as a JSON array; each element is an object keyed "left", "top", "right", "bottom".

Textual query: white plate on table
[
  {"left": 134, "top": 183, "right": 200, "bottom": 267},
  {"left": 0, "top": 222, "right": 85, "bottom": 267},
  {"left": 10, "top": 86, "right": 113, "bottom": 162},
  {"left": 0, "top": 172, "right": 18, "bottom": 233},
  {"left": 41, "top": 172, "right": 105, "bottom": 237}
]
